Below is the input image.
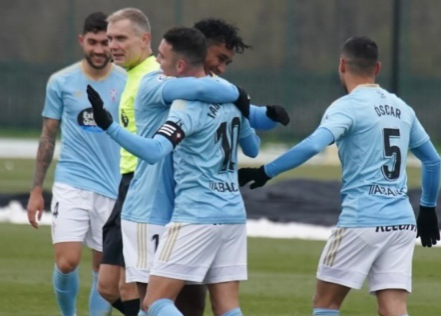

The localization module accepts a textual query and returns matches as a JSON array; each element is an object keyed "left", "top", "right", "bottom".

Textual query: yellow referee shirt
[{"left": 119, "top": 55, "right": 159, "bottom": 174}]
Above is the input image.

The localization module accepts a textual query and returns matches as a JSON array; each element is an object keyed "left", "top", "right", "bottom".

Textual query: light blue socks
[
  {"left": 89, "top": 270, "right": 112, "bottom": 316},
  {"left": 147, "top": 299, "right": 183, "bottom": 316},
  {"left": 221, "top": 308, "right": 243, "bottom": 316},
  {"left": 313, "top": 308, "right": 340, "bottom": 316},
  {"left": 53, "top": 266, "right": 79, "bottom": 316}
]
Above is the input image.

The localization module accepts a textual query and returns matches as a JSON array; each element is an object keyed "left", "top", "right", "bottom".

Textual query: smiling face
[
  {"left": 79, "top": 30, "right": 111, "bottom": 70},
  {"left": 107, "top": 19, "right": 149, "bottom": 69},
  {"left": 204, "top": 42, "right": 235, "bottom": 75}
]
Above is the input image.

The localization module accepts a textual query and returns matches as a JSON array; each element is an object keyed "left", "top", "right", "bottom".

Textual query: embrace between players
[{"left": 27, "top": 7, "right": 440, "bottom": 316}]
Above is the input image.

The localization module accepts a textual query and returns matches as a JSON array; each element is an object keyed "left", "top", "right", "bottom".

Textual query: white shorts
[
  {"left": 121, "top": 220, "right": 165, "bottom": 283},
  {"left": 150, "top": 223, "right": 247, "bottom": 284},
  {"left": 317, "top": 225, "right": 416, "bottom": 293},
  {"left": 51, "top": 182, "right": 115, "bottom": 251}
]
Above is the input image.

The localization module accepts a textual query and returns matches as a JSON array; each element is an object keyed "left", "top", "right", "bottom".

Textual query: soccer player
[
  {"left": 87, "top": 26, "right": 259, "bottom": 316},
  {"left": 194, "top": 17, "right": 290, "bottom": 127},
  {"left": 239, "top": 36, "right": 441, "bottom": 316},
  {"left": 26, "top": 12, "right": 126, "bottom": 316},
  {"left": 96, "top": 8, "right": 159, "bottom": 316}
]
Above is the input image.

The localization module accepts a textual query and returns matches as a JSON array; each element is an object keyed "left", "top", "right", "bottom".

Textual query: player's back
[
  {"left": 168, "top": 100, "right": 256, "bottom": 224},
  {"left": 323, "top": 85, "right": 429, "bottom": 227}
]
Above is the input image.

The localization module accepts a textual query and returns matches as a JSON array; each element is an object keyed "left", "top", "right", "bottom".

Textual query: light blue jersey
[
  {"left": 319, "top": 84, "right": 429, "bottom": 227},
  {"left": 121, "top": 71, "right": 175, "bottom": 225},
  {"left": 121, "top": 70, "right": 241, "bottom": 224},
  {"left": 165, "top": 100, "right": 258, "bottom": 224},
  {"left": 42, "top": 62, "right": 126, "bottom": 198}
]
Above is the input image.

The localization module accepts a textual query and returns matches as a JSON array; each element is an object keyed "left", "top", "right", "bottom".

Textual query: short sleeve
[
  {"left": 41, "top": 75, "right": 63, "bottom": 120},
  {"left": 319, "top": 100, "right": 354, "bottom": 141}
]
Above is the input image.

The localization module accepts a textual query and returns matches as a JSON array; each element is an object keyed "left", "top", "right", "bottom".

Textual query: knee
[
  {"left": 56, "top": 258, "right": 78, "bottom": 274},
  {"left": 98, "top": 278, "right": 120, "bottom": 303}
]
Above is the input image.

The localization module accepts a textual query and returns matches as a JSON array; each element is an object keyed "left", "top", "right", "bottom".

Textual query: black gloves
[
  {"left": 417, "top": 206, "right": 440, "bottom": 247},
  {"left": 238, "top": 166, "right": 271, "bottom": 189},
  {"left": 86, "top": 85, "right": 113, "bottom": 130},
  {"left": 266, "top": 105, "right": 290, "bottom": 126},
  {"left": 234, "top": 85, "right": 250, "bottom": 119}
]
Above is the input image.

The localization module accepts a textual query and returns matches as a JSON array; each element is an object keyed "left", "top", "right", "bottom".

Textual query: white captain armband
[{"left": 155, "top": 121, "right": 185, "bottom": 147}]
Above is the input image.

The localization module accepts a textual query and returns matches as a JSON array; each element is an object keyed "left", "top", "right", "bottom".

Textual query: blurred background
[{"left": 2, "top": 0, "right": 441, "bottom": 143}]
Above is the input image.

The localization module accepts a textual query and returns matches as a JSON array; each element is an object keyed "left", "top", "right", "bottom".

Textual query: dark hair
[
  {"left": 163, "top": 27, "right": 207, "bottom": 66},
  {"left": 193, "top": 18, "right": 251, "bottom": 54},
  {"left": 83, "top": 12, "right": 108, "bottom": 34},
  {"left": 342, "top": 36, "right": 378, "bottom": 75}
]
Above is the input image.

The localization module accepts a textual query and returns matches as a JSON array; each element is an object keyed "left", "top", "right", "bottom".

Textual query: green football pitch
[
  {"left": 0, "top": 224, "right": 440, "bottom": 316},
  {"left": 0, "top": 158, "right": 437, "bottom": 315}
]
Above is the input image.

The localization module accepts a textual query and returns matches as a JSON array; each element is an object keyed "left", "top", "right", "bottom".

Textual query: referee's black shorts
[{"left": 101, "top": 172, "right": 134, "bottom": 266}]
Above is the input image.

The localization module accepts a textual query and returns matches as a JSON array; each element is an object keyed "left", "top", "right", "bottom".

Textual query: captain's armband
[{"left": 155, "top": 121, "right": 185, "bottom": 147}]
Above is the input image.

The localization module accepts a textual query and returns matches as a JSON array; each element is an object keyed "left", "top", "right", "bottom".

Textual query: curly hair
[{"left": 194, "top": 18, "right": 251, "bottom": 54}]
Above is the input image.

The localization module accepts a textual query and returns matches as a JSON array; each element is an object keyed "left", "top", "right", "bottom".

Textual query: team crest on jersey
[
  {"left": 110, "top": 88, "right": 118, "bottom": 102},
  {"left": 77, "top": 108, "right": 105, "bottom": 133},
  {"left": 157, "top": 74, "right": 171, "bottom": 82}
]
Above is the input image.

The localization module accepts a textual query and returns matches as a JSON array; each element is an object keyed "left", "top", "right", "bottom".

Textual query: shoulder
[
  {"left": 325, "top": 94, "right": 352, "bottom": 112},
  {"left": 111, "top": 64, "right": 127, "bottom": 79},
  {"left": 48, "top": 61, "right": 81, "bottom": 86}
]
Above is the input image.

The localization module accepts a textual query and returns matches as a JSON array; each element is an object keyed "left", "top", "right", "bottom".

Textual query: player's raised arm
[{"left": 239, "top": 118, "right": 260, "bottom": 158}]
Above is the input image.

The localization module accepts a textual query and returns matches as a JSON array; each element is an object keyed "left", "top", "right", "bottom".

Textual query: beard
[{"left": 85, "top": 53, "right": 111, "bottom": 70}]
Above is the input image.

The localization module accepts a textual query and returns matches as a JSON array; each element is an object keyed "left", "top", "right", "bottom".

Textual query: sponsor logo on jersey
[
  {"left": 209, "top": 181, "right": 239, "bottom": 193},
  {"left": 375, "top": 225, "right": 416, "bottom": 232},
  {"left": 77, "top": 108, "right": 105, "bottom": 133},
  {"left": 368, "top": 184, "right": 406, "bottom": 197}
]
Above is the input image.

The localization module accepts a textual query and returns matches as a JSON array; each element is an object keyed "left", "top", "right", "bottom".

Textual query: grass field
[
  {"left": 0, "top": 224, "right": 440, "bottom": 316},
  {"left": 0, "top": 155, "right": 435, "bottom": 315}
]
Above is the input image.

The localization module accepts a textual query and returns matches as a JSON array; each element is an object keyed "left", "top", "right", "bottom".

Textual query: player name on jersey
[{"left": 374, "top": 104, "right": 401, "bottom": 119}]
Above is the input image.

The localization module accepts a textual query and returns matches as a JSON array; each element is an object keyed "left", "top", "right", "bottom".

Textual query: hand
[
  {"left": 266, "top": 105, "right": 290, "bottom": 126},
  {"left": 416, "top": 205, "right": 440, "bottom": 247},
  {"left": 27, "top": 188, "right": 44, "bottom": 229},
  {"left": 238, "top": 166, "right": 271, "bottom": 189},
  {"left": 86, "top": 84, "right": 113, "bottom": 130},
  {"left": 234, "top": 85, "right": 250, "bottom": 119}
]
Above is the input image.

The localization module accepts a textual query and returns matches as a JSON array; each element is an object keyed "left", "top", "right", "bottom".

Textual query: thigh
[
  {"left": 368, "top": 227, "right": 416, "bottom": 293},
  {"left": 85, "top": 193, "right": 115, "bottom": 251},
  {"left": 122, "top": 220, "right": 165, "bottom": 283},
  {"left": 150, "top": 223, "right": 221, "bottom": 283},
  {"left": 51, "top": 182, "right": 90, "bottom": 244},
  {"left": 376, "top": 289, "right": 408, "bottom": 316},
  {"left": 204, "top": 224, "right": 247, "bottom": 284}
]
